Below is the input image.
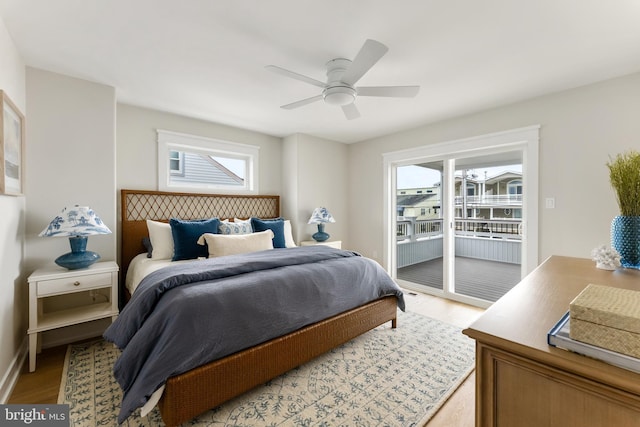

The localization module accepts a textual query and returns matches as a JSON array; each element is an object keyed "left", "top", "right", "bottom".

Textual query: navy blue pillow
[
  {"left": 170, "top": 217, "right": 220, "bottom": 261},
  {"left": 250, "top": 217, "right": 286, "bottom": 248},
  {"left": 142, "top": 237, "right": 153, "bottom": 258}
]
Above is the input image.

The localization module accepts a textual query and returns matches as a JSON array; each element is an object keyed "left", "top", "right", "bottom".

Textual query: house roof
[
  {"left": 1, "top": 1, "right": 640, "bottom": 143},
  {"left": 397, "top": 193, "right": 438, "bottom": 207},
  {"left": 485, "top": 171, "right": 522, "bottom": 185}
]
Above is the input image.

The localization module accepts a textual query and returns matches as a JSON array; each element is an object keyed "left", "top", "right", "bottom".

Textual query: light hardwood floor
[
  {"left": 8, "top": 290, "right": 484, "bottom": 426},
  {"left": 402, "top": 290, "right": 484, "bottom": 427}
]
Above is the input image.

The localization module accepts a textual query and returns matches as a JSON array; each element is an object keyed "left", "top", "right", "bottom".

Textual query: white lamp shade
[
  {"left": 39, "top": 206, "right": 112, "bottom": 237},
  {"left": 308, "top": 207, "right": 336, "bottom": 224}
]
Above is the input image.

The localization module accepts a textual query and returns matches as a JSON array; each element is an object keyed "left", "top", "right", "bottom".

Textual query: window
[
  {"left": 508, "top": 180, "right": 522, "bottom": 196},
  {"left": 508, "top": 180, "right": 521, "bottom": 194},
  {"left": 466, "top": 183, "right": 476, "bottom": 196},
  {"left": 157, "top": 130, "right": 259, "bottom": 194},
  {"left": 169, "top": 151, "right": 184, "bottom": 176}
]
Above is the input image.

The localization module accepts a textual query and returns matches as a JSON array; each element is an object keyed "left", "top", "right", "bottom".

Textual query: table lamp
[
  {"left": 308, "top": 207, "right": 335, "bottom": 242},
  {"left": 39, "top": 205, "right": 112, "bottom": 269}
]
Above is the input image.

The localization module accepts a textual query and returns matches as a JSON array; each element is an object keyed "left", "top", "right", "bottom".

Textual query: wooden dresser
[{"left": 463, "top": 255, "right": 640, "bottom": 427}]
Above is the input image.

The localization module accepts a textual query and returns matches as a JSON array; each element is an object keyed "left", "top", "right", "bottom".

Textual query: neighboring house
[
  {"left": 397, "top": 187, "right": 440, "bottom": 219},
  {"left": 169, "top": 151, "right": 244, "bottom": 187},
  {"left": 399, "top": 171, "right": 523, "bottom": 221},
  {"left": 455, "top": 171, "right": 523, "bottom": 219}
]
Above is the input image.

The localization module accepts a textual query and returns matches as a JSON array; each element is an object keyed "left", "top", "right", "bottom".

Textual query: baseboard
[{"left": 0, "top": 337, "right": 27, "bottom": 404}]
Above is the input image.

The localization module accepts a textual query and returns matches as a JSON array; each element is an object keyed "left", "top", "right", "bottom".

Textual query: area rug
[{"left": 58, "top": 310, "right": 475, "bottom": 426}]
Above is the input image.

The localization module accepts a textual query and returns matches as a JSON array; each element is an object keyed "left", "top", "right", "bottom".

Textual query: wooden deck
[{"left": 397, "top": 256, "right": 521, "bottom": 302}]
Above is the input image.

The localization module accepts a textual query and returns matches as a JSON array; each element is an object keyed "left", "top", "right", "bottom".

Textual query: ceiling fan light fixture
[
  {"left": 322, "top": 86, "right": 356, "bottom": 106},
  {"left": 267, "top": 39, "right": 419, "bottom": 118}
]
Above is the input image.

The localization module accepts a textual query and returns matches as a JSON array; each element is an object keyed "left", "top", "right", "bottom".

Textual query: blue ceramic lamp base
[
  {"left": 55, "top": 236, "right": 101, "bottom": 270},
  {"left": 312, "top": 223, "right": 330, "bottom": 242}
]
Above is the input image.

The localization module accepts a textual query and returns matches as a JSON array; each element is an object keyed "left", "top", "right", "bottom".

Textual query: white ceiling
[{"left": 2, "top": 1, "right": 640, "bottom": 144}]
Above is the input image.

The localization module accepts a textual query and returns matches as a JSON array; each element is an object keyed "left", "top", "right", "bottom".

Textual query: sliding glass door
[
  {"left": 395, "top": 162, "right": 445, "bottom": 293},
  {"left": 450, "top": 157, "right": 523, "bottom": 303},
  {"left": 384, "top": 126, "right": 539, "bottom": 308}
]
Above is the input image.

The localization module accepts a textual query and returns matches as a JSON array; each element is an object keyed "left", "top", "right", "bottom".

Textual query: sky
[
  {"left": 213, "top": 156, "right": 245, "bottom": 178},
  {"left": 397, "top": 164, "right": 523, "bottom": 189}
]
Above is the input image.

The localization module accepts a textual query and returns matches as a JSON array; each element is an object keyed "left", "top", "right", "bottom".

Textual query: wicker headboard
[{"left": 120, "top": 189, "right": 280, "bottom": 294}]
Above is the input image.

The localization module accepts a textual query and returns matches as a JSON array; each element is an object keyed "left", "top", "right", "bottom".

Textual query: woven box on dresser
[{"left": 569, "top": 283, "right": 640, "bottom": 358}]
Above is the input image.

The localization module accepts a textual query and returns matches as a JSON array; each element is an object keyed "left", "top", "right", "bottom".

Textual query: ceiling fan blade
[
  {"left": 281, "top": 94, "right": 324, "bottom": 110},
  {"left": 341, "top": 39, "right": 389, "bottom": 86},
  {"left": 342, "top": 103, "right": 360, "bottom": 120},
  {"left": 357, "top": 86, "right": 420, "bottom": 97},
  {"left": 265, "top": 65, "right": 326, "bottom": 88}
]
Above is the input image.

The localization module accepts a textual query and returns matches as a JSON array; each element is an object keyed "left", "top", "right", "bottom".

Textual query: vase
[{"left": 611, "top": 216, "right": 640, "bottom": 269}]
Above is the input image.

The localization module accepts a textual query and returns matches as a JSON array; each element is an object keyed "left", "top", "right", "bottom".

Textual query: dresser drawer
[{"left": 37, "top": 272, "right": 113, "bottom": 296}]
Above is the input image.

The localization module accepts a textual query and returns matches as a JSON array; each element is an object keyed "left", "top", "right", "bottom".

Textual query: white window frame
[
  {"left": 169, "top": 150, "right": 184, "bottom": 176},
  {"left": 157, "top": 129, "right": 259, "bottom": 194},
  {"left": 383, "top": 125, "right": 540, "bottom": 298}
]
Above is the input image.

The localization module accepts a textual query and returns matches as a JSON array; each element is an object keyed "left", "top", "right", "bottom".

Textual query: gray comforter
[{"left": 103, "top": 246, "right": 404, "bottom": 423}]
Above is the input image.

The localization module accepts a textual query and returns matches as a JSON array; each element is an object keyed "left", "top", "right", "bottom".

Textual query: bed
[{"left": 111, "top": 189, "right": 404, "bottom": 426}]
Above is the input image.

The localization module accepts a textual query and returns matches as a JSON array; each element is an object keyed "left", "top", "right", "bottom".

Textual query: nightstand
[
  {"left": 300, "top": 240, "right": 342, "bottom": 249},
  {"left": 27, "top": 261, "right": 119, "bottom": 372}
]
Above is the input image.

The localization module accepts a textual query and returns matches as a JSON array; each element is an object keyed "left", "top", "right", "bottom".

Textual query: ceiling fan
[{"left": 266, "top": 39, "right": 420, "bottom": 120}]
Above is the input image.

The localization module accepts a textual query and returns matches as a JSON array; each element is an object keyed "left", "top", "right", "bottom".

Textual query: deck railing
[
  {"left": 453, "top": 194, "right": 522, "bottom": 205},
  {"left": 397, "top": 217, "right": 522, "bottom": 268},
  {"left": 396, "top": 218, "right": 443, "bottom": 241},
  {"left": 397, "top": 218, "right": 521, "bottom": 242},
  {"left": 454, "top": 219, "right": 521, "bottom": 240}
]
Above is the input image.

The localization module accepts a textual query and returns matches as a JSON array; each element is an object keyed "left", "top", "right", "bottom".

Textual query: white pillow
[
  {"left": 283, "top": 220, "right": 297, "bottom": 247},
  {"left": 219, "top": 218, "right": 253, "bottom": 235},
  {"left": 197, "top": 229, "right": 274, "bottom": 257},
  {"left": 146, "top": 220, "right": 174, "bottom": 259}
]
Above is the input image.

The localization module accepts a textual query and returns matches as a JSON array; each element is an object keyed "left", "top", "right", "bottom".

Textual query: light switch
[{"left": 545, "top": 198, "right": 555, "bottom": 209}]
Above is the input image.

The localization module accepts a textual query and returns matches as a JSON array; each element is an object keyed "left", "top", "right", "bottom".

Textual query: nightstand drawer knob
[{"left": 73, "top": 281, "right": 81, "bottom": 286}]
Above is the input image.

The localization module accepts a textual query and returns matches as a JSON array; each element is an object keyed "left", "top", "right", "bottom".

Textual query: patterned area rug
[{"left": 58, "top": 310, "right": 475, "bottom": 426}]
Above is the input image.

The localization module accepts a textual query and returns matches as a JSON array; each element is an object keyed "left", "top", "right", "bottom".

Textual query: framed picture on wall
[{"left": 0, "top": 90, "right": 25, "bottom": 196}]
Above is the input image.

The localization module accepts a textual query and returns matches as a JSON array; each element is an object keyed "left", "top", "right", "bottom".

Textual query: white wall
[
  {"left": 25, "top": 68, "right": 117, "bottom": 271},
  {"left": 348, "top": 72, "right": 640, "bottom": 266},
  {"left": 24, "top": 68, "right": 117, "bottom": 347},
  {"left": 281, "top": 134, "right": 348, "bottom": 246},
  {"left": 116, "top": 104, "right": 282, "bottom": 195},
  {"left": 116, "top": 110, "right": 350, "bottom": 248},
  {"left": 0, "top": 14, "right": 26, "bottom": 403},
  {"left": 281, "top": 134, "right": 300, "bottom": 239}
]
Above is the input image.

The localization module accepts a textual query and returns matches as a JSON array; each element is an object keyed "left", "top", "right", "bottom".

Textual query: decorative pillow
[
  {"left": 250, "top": 217, "right": 286, "bottom": 248},
  {"left": 197, "top": 230, "right": 274, "bottom": 257},
  {"left": 170, "top": 217, "right": 220, "bottom": 261},
  {"left": 146, "top": 220, "right": 173, "bottom": 259},
  {"left": 219, "top": 219, "right": 253, "bottom": 235},
  {"left": 283, "top": 220, "right": 296, "bottom": 248}
]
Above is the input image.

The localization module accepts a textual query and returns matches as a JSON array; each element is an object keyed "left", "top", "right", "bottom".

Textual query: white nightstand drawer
[{"left": 37, "top": 272, "right": 113, "bottom": 296}]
